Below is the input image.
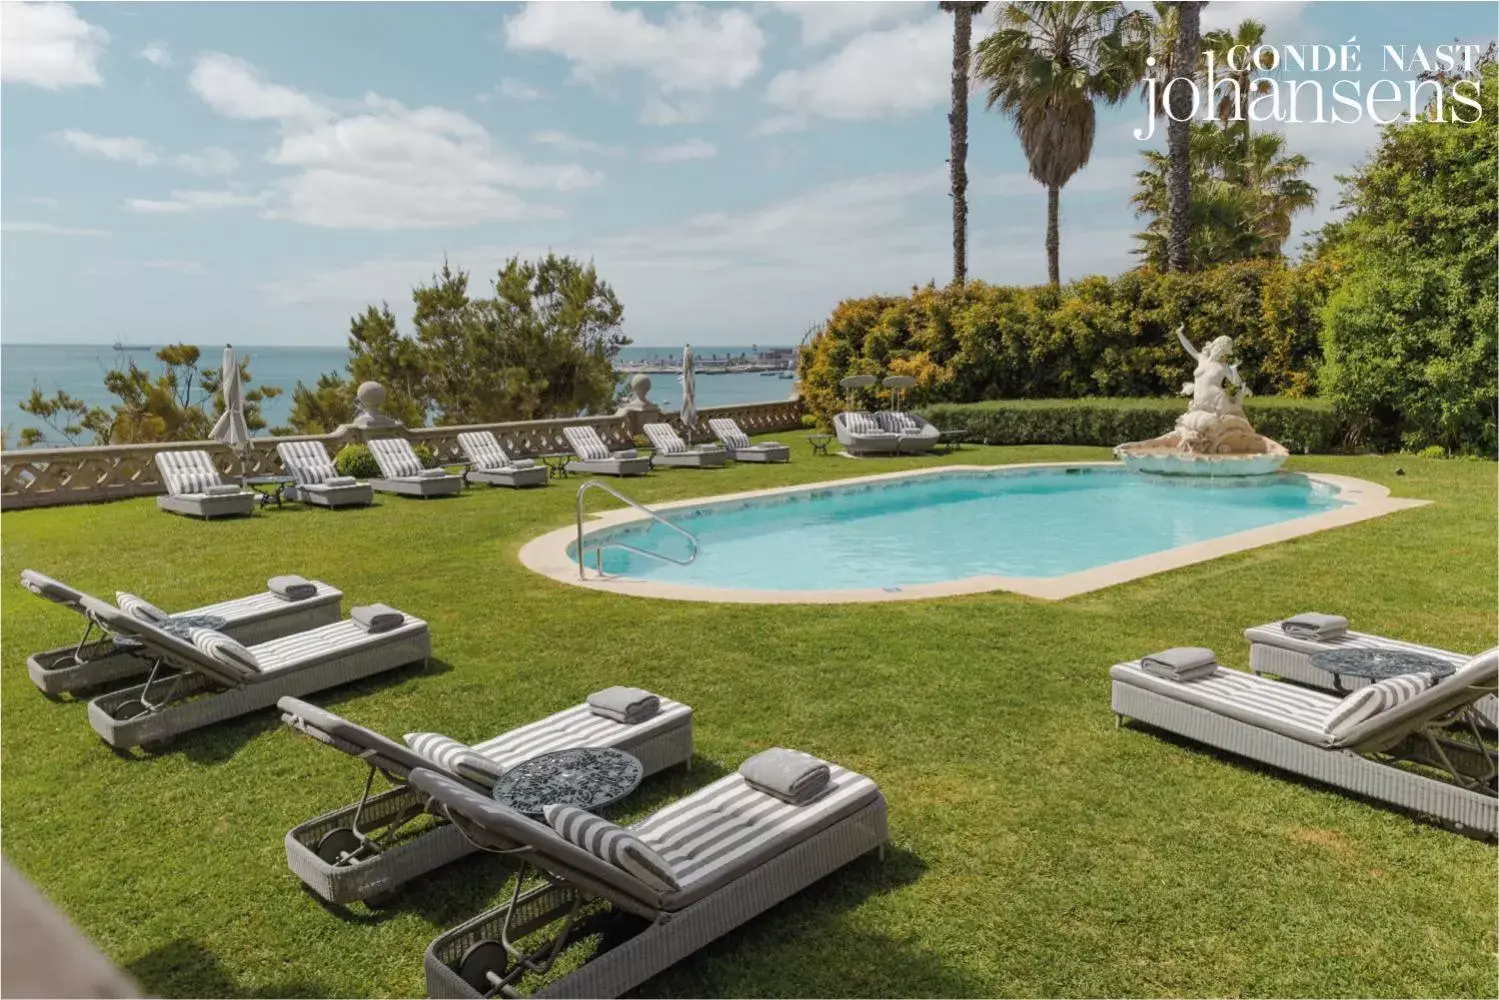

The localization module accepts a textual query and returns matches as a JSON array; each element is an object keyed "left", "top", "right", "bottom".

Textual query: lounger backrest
[
  {"left": 368, "top": 438, "right": 423, "bottom": 478},
  {"left": 876, "top": 411, "right": 920, "bottom": 433},
  {"left": 563, "top": 426, "right": 611, "bottom": 461},
  {"left": 1334, "top": 648, "right": 1499, "bottom": 751},
  {"left": 643, "top": 424, "right": 686, "bottom": 455},
  {"left": 277, "top": 441, "right": 339, "bottom": 486},
  {"left": 456, "top": 431, "right": 513, "bottom": 471},
  {"left": 409, "top": 768, "right": 666, "bottom": 914},
  {"left": 155, "top": 450, "right": 224, "bottom": 496},
  {"left": 76, "top": 596, "right": 245, "bottom": 688},
  {"left": 276, "top": 696, "right": 463, "bottom": 781},
  {"left": 20, "top": 569, "right": 88, "bottom": 609},
  {"left": 841, "top": 412, "right": 881, "bottom": 435},
  {"left": 708, "top": 419, "right": 750, "bottom": 450}
]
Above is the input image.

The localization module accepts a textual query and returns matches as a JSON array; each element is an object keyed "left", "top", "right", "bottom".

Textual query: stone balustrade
[{"left": 0, "top": 398, "right": 804, "bottom": 511}]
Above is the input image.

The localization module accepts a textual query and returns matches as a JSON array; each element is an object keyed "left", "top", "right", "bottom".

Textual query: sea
[{"left": 0, "top": 343, "right": 797, "bottom": 447}]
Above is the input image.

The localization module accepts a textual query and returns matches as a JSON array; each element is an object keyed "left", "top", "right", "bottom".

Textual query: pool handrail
[{"left": 575, "top": 481, "right": 699, "bottom": 580}]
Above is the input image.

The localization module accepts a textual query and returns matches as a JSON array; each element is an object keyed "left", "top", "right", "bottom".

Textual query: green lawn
[{"left": 2, "top": 436, "right": 1494, "bottom": 998}]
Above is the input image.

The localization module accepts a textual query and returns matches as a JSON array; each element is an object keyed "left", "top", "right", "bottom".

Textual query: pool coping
[{"left": 517, "top": 462, "right": 1431, "bottom": 604}]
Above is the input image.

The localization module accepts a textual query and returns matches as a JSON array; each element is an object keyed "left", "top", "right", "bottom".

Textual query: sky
[{"left": 2, "top": 1, "right": 1494, "bottom": 347}]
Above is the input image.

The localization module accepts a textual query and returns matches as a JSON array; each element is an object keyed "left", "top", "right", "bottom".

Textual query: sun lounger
[
  {"left": 707, "top": 417, "right": 790, "bottom": 463},
  {"left": 1246, "top": 618, "right": 1499, "bottom": 728},
  {"left": 562, "top": 427, "right": 651, "bottom": 477},
  {"left": 417, "top": 749, "right": 887, "bottom": 998},
  {"left": 367, "top": 439, "right": 465, "bottom": 497},
  {"left": 276, "top": 441, "right": 375, "bottom": 508},
  {"left": 456, "top": 431, "right": 549, "bottom": 488},
  {"left": 154, "top": 450, "right": 256, "bottom": 518},
  {"left": 1111, "top": 649, "right": 1498, "bottom": 835},
  {"left": 20, "top": 569, "right": 343, "bottom": 696},
  {"left": 77, "top": 597, "right": 429, "bottom": 750},
  {"left": 833, "top": 412, "right": 902, "bottom": 456},
  {"left": 875, "top": 410, "right": 940, "bottom": 453},
  {"left": 278, "top": 692, "right": 694, "bottom": 905},
  {"left": 642, "top": 424, "right": 726, "bottom": 468}
]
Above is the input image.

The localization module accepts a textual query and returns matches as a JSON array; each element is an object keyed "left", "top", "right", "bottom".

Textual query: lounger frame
[
  {"left": 27, "top": 586, "right": 342, "bottom": 696},
  {"left": 156, "top": 491, "right": 256, "bottom": 519},
  {"left": 84, "top": 620, "right": 429, "bottom": 749},
  {"left": 563, "top": 456, "right": 652, "bottom": 478},
  {"left": 290, "top": 483, "right": 376, "bottom": 508},
  {"left": 1246, "top": 624, "right": 1499, "bottom": 729},
  {"left": 706, "top": 419, "right": 790, "bottom": 463},
  {"left": 423, "top": 794, "right": 888, "bottom": 998},
  {"left": 285, "top": 720, "right": 693, "bottom": 905},
  {"left": 1112, "top": 672, "right": 1496, "bottom": 836},
  {"left": 468, "top": 466, "right": 549, "bottom": 488},
  {"left": 369, "top": 476, "right": 466, "bottom": 498},
  {"left": 456, "top": 432, "right": 550, "bottom": 488}
]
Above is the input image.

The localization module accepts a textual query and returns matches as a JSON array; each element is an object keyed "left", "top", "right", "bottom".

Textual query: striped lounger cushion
[
  {"left": 1322, "top": 672, "right": 1432, "bottom": 738},
  {"left": 278, "top": 442, "right": 340, "bottom": 486},
  {"left": 244, "top": 619, "right": 424, "bottom": 674},
  {"left": 544, "top": 804, "right": 680, "bottom": 891},
  {"left": 116, "top": 591, "right": 170, "bottom": 625},
  {"left": 564, "top": 427, "right": 613, "bottom": 462},
  {"left": 880, "top": 411, "right": 920, "bottom": 432},
  {"left": 156, "top": 451, "right": 226, "bottom": 496},
  {"left": 844, "top": 413, "right": 881, "bottom": 435},
  {"left": 709, "top": 420, "right": 751, "bottom": 450},
  {"left": 632, "top": 761, "right": 880, "bottom": 906},
  {"left": 405, "top": 732, "right": 506, "bottom": 786},
  {"left": 644, "top": 425, "right": 686, "bottom": 455},
  {"left": 369, "top": 439, "right": 425, "bottom": 479},
  {"left": 457, "top": 432, "right": 514, "bottom": 471},
  {"left": 468, "top": 698, "right": 691, "bottom": 773},
  {"left": 1115, "top": 661, "right": 1340, "bottom": 741}
]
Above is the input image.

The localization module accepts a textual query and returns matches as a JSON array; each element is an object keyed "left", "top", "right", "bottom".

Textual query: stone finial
[
  {"left": 615, "top": 373, "right": 662, "bottom": 436},
  {"left": 349, "top": 380, "right": 401, "bottom": 430},
  {"left": 629, "top": 374, "right": 652, "bottom": 403}
]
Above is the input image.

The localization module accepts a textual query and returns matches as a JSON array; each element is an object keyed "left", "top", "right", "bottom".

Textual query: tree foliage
[
  {"left": 1314, "top": 52, "right": 1498, "bottom": 455},
  {"left": 17, "top": 345, "right": 279, "bottom": 447},
  {"left": 288, "top": 254, "right": 629, "bottom": 433},
  {"left": 1133, "top": 123, "right": 1317, "bottom": 268}
]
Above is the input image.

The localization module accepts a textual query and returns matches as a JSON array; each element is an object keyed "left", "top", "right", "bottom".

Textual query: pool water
[{"left": 576, "top": 468, "right": 1348, "bottom": 592}]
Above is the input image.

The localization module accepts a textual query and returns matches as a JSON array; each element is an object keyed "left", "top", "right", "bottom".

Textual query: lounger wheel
[
  {"left": 113, "top": 699, "right": 149, "bottom": 721},
  {"left": 457, "top": 940, "right": 509, "bottom": 995},
  {"left": 315, "top": 828, "right": 363, "bottom": 866}
]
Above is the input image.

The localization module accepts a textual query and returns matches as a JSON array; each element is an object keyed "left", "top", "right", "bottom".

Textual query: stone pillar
[{"left": 614, "top": 374, "right": 663, "bottom": 439}]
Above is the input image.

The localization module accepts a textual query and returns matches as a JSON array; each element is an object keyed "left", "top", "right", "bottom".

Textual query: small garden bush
[
  {"left": 334, "top": 442, "right": 436, "bottom": 478},
  {"left": 920, "top": 397, "right": 1345, "bottom": 454}
]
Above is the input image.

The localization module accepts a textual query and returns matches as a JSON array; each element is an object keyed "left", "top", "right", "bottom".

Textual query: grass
[{"left": 2, "top": 433, "right": 1495, "bottom": 998}]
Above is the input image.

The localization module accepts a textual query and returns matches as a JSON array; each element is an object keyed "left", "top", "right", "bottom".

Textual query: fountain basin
[{"left": 1113, "top": 440, "right": 1289, "bottom": 476}]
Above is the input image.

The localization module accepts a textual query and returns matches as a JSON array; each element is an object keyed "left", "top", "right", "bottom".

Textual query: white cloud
[
  {"left": 189, "top": 53, "right": 331, "bottom": 123},
  {"left": 142, "top": 258, "right": 205, "bottom": 273},
  {"left": 532, "top": 130, "right": 624, "bottom": 157},
  {"left": 756, "top": 114, "right": 807, "bottom": 136},
  {"left": 641, "top": 138, "right": 717, "bottom": 163},
  {"left": 504, "top": 3, "right": 764, "bottom": 92},
  {"left": 639, "top": 95, "right": 710, "bottom": 126},
  {"left": 125, "top": 188, "right": 267, "bottom": 214},
  {"left": 187, "top": 55, "right": 601, "bottom": 230},
  {"left": 137, "top": 41, "right": 172, "bottom": 67},
  {"left": 0, "top": 2, "right": 107, "bottom": 89},
  {"left": 776, "top": 2, "right": 927, "bottom": 47},
  {"left": 29, "top": 196, "right": 60, "bottom": 208},
  {"left": 52, "top": 130, "right": 238, "bottom": 175},
  {"left": 476, "top": 78, "right": 544, "bottom": 104},
  {"left": 767, "top": 15, "right": 952, "bottom": 122},
  {"left": 2, "top": 220, "right": 107, "bottom": 236}
]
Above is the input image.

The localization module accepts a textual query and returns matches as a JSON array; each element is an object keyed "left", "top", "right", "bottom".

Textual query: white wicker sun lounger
[
  {"left": 154, "top": 450, "right": 256, "bottom": 518},
  {"left": 562, "top": 427, "right": 651, "bottom": 477},
  {"left": 1246, "top": 619, "right": 1499, "bottom": 728},
  {"left": 79, "top": 597, "right": 429, "bottom": 750},
  {"left": 278, "top": 693, "right": 694, "bottom": 905},
  {"left": 368, "top": 439, "right": 465, "bottom": 497},
  {"left": 456, "top": 432, "right": 549, "bottom": 488},
  {"left": 874, "top": 411, "right": 940, "bottom": 453},
  {"left": 20, "top": 569, "right": 342, "bottom": 696},
  {"left": 833, "top": 412, "right": 903, "bottom": 456},
  {"left": 641, "top": 424, "right": 726, "bottom": 468},
  {"left": 707, "top": 418, "right": 790, "bottom": 463},
  {"left": 276, "top": 441, "right": 375, "bottom": 508},
  {"left": 416, "top": 753, "right": 887, "bottom": 998},
  {"left": 1111, "top": 650, "right": 1498, "bottom": 835}
]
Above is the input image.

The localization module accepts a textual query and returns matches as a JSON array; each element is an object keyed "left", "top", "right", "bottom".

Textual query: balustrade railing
[{"left": 0, "top": 398, "right": 804, "bottom": 510}]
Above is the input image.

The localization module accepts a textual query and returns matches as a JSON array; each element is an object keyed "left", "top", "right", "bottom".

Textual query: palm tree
[
  {"left": 940, "top": 1, "right": 988, "bottom": 287},
  {"left": 1202, "top": 18, "right": 1267, "bottom": 135},
  {"left": 975, "top": 2, "right": 1146, "bottom": 285},
  {"left": 1132, "top": 122, "right": 1315, "bottom": 268},
  {"left": 1166, "top": 1, "right": 1205, "bottom": 272}
]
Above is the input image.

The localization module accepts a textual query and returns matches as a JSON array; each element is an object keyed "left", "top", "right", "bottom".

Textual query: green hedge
[
  {"left": 334, "top": 442, "right": 436, "bottom": 479},
  {"left": 920, "top": 397, "right": 1345, "bottom": 454}
]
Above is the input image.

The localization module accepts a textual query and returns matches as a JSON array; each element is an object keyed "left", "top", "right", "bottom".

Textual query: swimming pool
[{"left": 522, "top": 464, "right": 1425, "bottom": 603}]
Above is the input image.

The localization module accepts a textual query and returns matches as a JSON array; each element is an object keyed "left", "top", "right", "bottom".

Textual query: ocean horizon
[{"left": 1, "top": 342, "right": 796, "bottom": 447}]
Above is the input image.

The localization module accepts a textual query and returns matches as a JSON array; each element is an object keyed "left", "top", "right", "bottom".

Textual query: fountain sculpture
[{"left": 1114, "top": 326, "right": 1289, "bottom": 476}]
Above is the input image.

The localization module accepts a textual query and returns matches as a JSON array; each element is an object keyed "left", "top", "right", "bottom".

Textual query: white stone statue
[{"left": 1113, "top": 324, "right": 1288, "bottom": 476}]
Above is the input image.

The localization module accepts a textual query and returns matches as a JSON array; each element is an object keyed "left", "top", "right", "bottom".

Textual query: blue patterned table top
[
  {"left": 1310, "top": 648, "right": 1455, "bottom": 682},
  {"left": 491, "top": 747, "right": 643, "bottom": 816}
]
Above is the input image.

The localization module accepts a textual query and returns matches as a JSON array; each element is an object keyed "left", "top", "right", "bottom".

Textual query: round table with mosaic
[
  {"left": 490, "top": 747, "right": 643, "bottom": 816},
  {"left": 113, "top": 613, "right": 229, "bottom": 649},
  {"left": 1309, "top": 648, "right": 1456, "bottom": 693}
]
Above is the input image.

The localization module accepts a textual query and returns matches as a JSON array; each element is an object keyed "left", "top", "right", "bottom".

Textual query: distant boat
[{"left": 113, "top": 341, "right": 150, "bottom": 351}]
